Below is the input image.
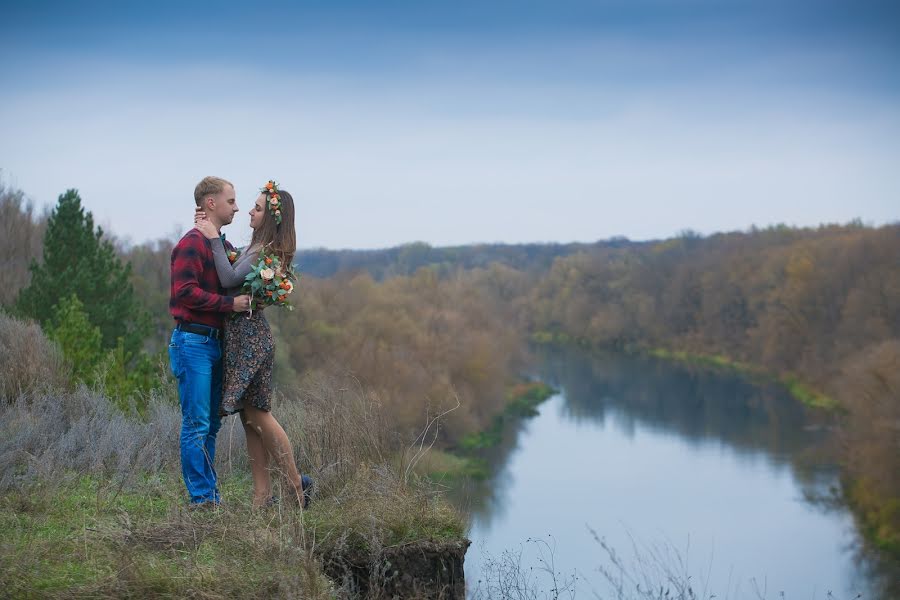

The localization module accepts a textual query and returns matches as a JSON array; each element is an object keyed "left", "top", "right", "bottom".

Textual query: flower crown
[{"left": 261, "top": 180, "right": 283, "bottom": 225}]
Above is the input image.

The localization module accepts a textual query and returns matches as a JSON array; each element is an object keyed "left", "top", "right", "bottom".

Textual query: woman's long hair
[{"left": 251, "top": 188, "right": 296, "bottom": 269}]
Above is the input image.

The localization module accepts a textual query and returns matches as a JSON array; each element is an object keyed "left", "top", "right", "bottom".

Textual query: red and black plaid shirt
[{"left": 169, "top": 229, "right": 236, "bottom": 329}]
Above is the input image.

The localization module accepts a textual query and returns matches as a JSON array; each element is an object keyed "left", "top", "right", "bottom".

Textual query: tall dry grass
[
  {"left": 0, "top": 353, "right": 465, "bottom": 597},
  {"left": 0, "top": 312, "right": 68, "bottom": 402}
]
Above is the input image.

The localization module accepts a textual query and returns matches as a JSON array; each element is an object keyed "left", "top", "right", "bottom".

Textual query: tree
[
  {"left": 16, "top": 189, "right": 149, "bottom": 356},
  {"left": 47, "top": 295, "right": 103, "bottom": 383},
  {"left": 46, "top": 294, "right": 161, "bottom": 403},
  {"left": 0, "top": 179, "right": 46, "bottom": 307}
]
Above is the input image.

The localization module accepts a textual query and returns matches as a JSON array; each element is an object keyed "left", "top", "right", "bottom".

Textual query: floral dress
[{"left": 210, "top": 240, "right": 274, "bottom": 415}]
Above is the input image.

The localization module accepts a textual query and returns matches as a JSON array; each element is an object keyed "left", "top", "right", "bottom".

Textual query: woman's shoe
[{"left": 301, "top": 474, "right": 314, "bottom": 509}]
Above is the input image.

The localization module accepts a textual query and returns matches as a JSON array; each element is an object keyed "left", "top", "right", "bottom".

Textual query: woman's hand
[{"left": 194, "top": 209, "right": 219, "bottom": 240}]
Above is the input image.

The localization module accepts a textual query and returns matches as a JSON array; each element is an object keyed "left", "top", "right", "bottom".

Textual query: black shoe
[
  {"left": 189, "top": 499, "right": 223, "bottom": 511},
  {"left": 301, "top": 474, "right": 314, "bottom": 509}
]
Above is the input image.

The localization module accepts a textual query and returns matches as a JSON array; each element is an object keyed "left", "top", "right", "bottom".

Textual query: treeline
[
  {"left": 528, "top": 224, "right": 899, "bottom": 377},
  {"left": 525, "top": 223, "right": 900, "bottom": 555},
  {"left": 296, "top": 238, "right": 643, "bottom": 280}
]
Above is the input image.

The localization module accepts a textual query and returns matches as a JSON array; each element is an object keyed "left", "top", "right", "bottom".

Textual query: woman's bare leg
[
  {"left": 243, "top": 405, "right": 305, "bottom": 506},
  {"left": 240, "top": 410, "right": 273, "bottom": 507}
]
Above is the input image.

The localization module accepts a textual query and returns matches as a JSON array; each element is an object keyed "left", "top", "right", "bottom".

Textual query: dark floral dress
[
  {"left": 207, "top": 239, "right": 275, "bottom": 415},
  {"left": 221, "top": 310, "right": 274, "bottom": 415}
]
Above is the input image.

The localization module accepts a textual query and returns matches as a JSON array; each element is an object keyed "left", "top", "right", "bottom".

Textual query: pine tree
[
  {"left": 47, "top": 294, "right": 103, "bottom": 383},
  {"left": 16, "top": 189, "right": 149, "bottom": 356}
]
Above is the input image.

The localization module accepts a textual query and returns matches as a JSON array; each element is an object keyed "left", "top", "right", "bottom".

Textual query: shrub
[{"left": 0, "top": 311, "right": 68, "bottom": 402}]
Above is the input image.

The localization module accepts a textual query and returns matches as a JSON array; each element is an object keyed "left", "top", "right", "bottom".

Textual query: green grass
[
  {"left": 780, "top": 374, "right": 841, "bottom": 410},
  {"left": 407, "top": 381, "right": 558, "bottom": 484},
  {"left": 413, "top": 449, "right": 490, "bottom": 481},
  {"left": 0, "top": 468, "right": 464, "bottom": 598},
  {"left": 506, "top": 381, "right": 557, "bottom": 417},
  {"left": 458, "top": 381, "right": 556, "bottom": 452}
]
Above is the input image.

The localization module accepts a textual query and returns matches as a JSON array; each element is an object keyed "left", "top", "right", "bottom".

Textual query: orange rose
[
  {"left": 265, "top": 257, "right": 273, "bottom": 265},
  {"left": 265, "top": 182, "right": 274, "bottom": 190}
]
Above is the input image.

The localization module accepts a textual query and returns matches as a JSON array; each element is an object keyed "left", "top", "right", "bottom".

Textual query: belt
[{"left": 176, "top": 322, "right": 222, "bottom": 340}]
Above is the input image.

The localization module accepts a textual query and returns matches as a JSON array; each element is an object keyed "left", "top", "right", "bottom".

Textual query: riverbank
[
  {"left": 416, "top": 380, "right": 557, "bottom": 482},
  {"left": 644, "top": 347, "right": 840, "bottom": 411},
  {"left": 531, "top": 331, "right": 839, "bottom": 410}
]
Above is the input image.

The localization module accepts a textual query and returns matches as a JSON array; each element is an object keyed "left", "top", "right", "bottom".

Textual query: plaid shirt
[{"left": 169, "top": 229, "right": 236, "bottom": 329}]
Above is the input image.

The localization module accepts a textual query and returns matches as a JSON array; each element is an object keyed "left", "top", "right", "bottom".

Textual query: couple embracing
[{"left": 168, "top": 175, "right": 312, "bottom": 509}]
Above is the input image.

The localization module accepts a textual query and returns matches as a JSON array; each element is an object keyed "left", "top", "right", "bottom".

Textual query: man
[{"left": 169, "top": 176, "right": 251, "bottom": 506}]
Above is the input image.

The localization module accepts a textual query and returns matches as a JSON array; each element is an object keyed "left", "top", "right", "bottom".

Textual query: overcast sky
[{"left": 1, "top": 0, "right": 898, "bottom": 249}]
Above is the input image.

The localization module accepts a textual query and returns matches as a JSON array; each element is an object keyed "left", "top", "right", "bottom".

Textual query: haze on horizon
[{"left": 1, "top": 0, "right": 898, "bottom": 250}]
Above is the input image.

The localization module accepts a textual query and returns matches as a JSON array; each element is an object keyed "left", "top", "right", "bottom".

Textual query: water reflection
[
  {"left": 459, "top": 347, "right": 897, "bottom": 599},
  {"left": 541, "top": 348, "right": 835, "bottom": 461}
]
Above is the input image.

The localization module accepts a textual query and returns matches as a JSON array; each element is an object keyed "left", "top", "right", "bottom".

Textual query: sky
[{"left": 1, "top": 0, "right": 898, "bottom": 249}]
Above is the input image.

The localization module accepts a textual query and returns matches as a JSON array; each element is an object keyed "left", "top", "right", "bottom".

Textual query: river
[{"left": 458, "top": 347, "right": 897, "bottom": 599}]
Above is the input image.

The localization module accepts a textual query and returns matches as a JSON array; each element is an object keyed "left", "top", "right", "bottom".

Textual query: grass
[
  {"left": 0, "top": 368, "right": 468, "bottom": 598},
  {"left": 0, "top": 472, "right": 331, "bottom": 598},
  {"left": 458, "top": 381, "right": 556, "bottom": 452},
  {"left": 0, "top": 466, "right": 466, "bottom": 598},
  {"left": 412, "top": 449, "right": 490, "bottom": 481},
  {"left": 402, "top": 381, "right": 556, "bottom": 483}
]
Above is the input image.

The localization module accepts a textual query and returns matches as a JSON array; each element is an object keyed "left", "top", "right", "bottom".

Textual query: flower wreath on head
[{"left": 261, "top": 180, "right": 283, "bottom": 225}]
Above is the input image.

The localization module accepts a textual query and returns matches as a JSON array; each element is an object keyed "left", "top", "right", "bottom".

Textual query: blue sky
[{"left": 1, "top": 0, "right": 898, "bottom": 249}]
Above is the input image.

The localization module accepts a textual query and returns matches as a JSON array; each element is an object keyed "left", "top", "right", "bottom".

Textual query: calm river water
[{"left": 459, "top": 348, "right": 896, "bottom": 599}]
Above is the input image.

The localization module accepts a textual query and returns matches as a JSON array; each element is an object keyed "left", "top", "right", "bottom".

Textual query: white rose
[{"left": 260, "top": 268, "right": 275, "bottom": 280}]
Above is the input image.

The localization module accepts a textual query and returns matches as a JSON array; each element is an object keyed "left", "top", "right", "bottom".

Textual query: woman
[{"left": 195, "top": 181, "right": 312, "bottom": 509}]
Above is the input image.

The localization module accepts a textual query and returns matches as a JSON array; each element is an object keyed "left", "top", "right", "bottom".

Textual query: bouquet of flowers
[{"left": 241, "top": 250, "right": 298, "bottom": 313}]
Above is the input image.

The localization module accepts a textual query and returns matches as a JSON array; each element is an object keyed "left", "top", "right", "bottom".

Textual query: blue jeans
[{"left": 168, "top": 328, "right": 223, "bottom": 504}]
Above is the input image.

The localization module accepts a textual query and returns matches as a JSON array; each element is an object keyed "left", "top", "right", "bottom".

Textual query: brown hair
[
  {"left": 194, "top": 176, "right": 233, "bottom": 207},
  {"left": 251, "top": 188, "right": 297, "bottom": 268}
]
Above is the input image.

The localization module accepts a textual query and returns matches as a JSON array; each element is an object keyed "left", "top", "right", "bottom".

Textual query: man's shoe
[{"left": 189, "top": 498, "right": 223, "bottom": 511}]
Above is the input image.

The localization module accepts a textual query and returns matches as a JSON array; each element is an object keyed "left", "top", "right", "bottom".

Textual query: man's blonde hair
[{"left": 194, "top": 176, "right": 233, "bottom": 207}]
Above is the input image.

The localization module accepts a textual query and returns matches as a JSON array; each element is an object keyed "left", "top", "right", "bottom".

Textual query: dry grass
[
  {"left": 0, "top": 474, "right": 333, "bottom": 599},
  {"left": 0, "top": 368, "right": 466, "bottom": 597},
  {"left": 0, "top": 312, "right": 68, "bottom": 402}
]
